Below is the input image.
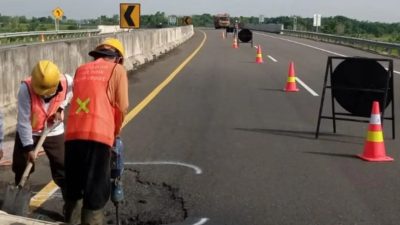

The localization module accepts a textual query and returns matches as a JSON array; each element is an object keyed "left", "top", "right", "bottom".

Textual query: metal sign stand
[{"left": 315, "top": 56, "right": 395, "bottom": 139}]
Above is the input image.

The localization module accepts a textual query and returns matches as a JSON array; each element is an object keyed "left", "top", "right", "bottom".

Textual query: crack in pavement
[{"left": 105, "top": 169, "right": 187, "bottom": 225}]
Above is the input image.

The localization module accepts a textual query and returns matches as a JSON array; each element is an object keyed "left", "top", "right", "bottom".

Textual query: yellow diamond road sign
[
  {"left": 52, "top": 7, "right": 64, "bottom": 20},
  {"left": 120, "top": 3, "right": 140, "bottom": 29},
  {"left": 182, "top": 16, "right": 192, "bottom": 25}
]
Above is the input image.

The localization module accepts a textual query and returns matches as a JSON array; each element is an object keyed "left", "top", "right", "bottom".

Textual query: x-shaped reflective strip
[{"left": 76, "top": 98, "right": 90, "bottom": 114}]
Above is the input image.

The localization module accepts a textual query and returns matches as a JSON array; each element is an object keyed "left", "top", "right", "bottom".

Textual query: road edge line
[{"left": 122, "top": 30, "right": 208, "bottom": 127}]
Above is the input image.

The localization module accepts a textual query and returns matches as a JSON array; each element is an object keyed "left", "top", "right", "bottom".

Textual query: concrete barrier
[
  {"left": 243, "top": 23, "right": 284, "bottom": 34},
  {"left": 98, "top": 25, "right": 126, "bottom": 34},
  {"left": 0, "top": 25, "right": 194, "bottom": 134}
]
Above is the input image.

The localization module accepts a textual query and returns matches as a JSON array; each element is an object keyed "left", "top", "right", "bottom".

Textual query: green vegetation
[
  {"left": 240, "top": 15, "right": 400, "bottom": 43},
  {"left": 0, "top": 13, "right": 399, "bottom": 43}
]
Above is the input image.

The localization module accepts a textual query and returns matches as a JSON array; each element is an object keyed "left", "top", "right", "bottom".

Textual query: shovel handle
[{"left": 18, "top": 121, "right": 61, "bottom": 187}]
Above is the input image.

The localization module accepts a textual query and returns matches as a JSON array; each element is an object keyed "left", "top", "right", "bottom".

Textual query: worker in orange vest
[
  {"left": 12, "top": 60, "right": 73, "bottom": 197},
  {"left": 64, "top": 38, "right": 129, "bottom": 225}
]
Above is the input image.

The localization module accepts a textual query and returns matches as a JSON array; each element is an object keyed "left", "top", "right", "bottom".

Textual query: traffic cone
[
  {"left": 255, "top": 45, "right": 263, "bottom": 64},
  {"left": 232, "top": 37, "right": 238, "bottom": 49},
  {"left": 40, "top": 34, "right": 45, "bottom": 42},
  {"left": 358, "top": 101, "right": 393, "bottom": 162},
  {"left": 284, "top": 61, "right": 299, "bottom": 92}
]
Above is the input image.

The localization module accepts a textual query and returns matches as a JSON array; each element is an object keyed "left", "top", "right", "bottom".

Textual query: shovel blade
[{"left": 1, "top": 184, "right": 31, "bottom": 216}]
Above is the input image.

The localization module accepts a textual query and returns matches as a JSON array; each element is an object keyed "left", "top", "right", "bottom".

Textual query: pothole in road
[{"left": 104, "top": 169, "right": 187, "bottom": 225}]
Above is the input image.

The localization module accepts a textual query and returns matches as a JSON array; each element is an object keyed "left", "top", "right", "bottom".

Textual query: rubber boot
[
  {"left": 81, "top": 208, "right": 104, "bottom": 225},
  {"left": 64, "top": 199, "right": 83, "bottom": 225}
]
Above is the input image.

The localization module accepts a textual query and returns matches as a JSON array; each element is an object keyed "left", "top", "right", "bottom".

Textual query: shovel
[{"left": 1, "top": 121, "right": 60, "bottom": 216}]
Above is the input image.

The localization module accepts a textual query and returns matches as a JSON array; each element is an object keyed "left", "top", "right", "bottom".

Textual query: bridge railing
[
  {"left": 282, "top": 30, "right": 400, "bottom": 57},
  {"left": 244, "top": 24, "right": 400, "bottom": 58},
  {"left": 0, "top": 29, "right": 101, "bottom": 45}
]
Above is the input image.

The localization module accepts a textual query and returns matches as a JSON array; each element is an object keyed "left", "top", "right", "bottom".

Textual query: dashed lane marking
[
  {"left": 267, "top": 55, "right": 278, "bottom": 62},
  {"left": 193, "top": 218, "right": 209, "bottom": 225},
  {"left": 295, "top": 77, "right": 319, "bottom": 96},
  {"left": 255, "top": 32, "right": 400, "bottom": 75}
]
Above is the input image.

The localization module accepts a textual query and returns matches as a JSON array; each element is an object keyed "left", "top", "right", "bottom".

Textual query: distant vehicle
[{"left": 213, "top": 14, "right": 230, "bottom": 29}]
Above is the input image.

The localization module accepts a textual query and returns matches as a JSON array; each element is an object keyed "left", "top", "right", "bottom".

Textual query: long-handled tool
[
  {"left": 111, "top": 137, "right": 124, "bottom": 225},
  {"left": 1, "top": 122, "right": 59, "bottom": 216}
]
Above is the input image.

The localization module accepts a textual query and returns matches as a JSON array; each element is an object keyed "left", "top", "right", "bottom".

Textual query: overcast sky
[{"left": 0, "top": 0, "right": 399, "bottom": 23}]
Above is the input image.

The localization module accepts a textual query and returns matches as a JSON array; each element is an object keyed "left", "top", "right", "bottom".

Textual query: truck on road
[{"left": 213, "top": 14, "right": 230, "bottom": 29}]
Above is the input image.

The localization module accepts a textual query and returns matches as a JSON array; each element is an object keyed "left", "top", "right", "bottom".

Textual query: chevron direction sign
[{"left": 120, "top": 3, "right": 141, "bottom": 29}]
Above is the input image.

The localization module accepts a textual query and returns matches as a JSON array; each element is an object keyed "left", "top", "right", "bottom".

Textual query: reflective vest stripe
[{"left": 66, "top": 58, "right": 117, "bottom": 147}]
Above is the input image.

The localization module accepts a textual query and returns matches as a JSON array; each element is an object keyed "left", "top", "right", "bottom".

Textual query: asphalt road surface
[{"left": 2, "top": 28, "right": 400, "bottom": 225}]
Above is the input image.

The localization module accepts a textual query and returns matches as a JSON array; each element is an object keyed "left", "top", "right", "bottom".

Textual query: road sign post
[
  {"left": 259, "top": 15, "right": 264, "bottom": 24},
  {"left": 52, "top": 7, "right": 64, "bottom": 31},
  {"left": 182, "top": 16, "right": 192, "bottom": 26},
  {"left": 120, "top": 3, "right": 141, "bottom": 29},
  {"left": 313, "top": 14, "right": 321, "bottom": 32},
  {"left": 168, "top": 15, "right": 177, "bottom": 26}
]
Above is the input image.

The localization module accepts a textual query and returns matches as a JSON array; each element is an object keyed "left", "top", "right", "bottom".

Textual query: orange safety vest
[
  {"left": 66, "top": 58, "right": 117, "bottom": 147},
  {"left": 24, "top": 75, "right": 67, "bottom": 132}
]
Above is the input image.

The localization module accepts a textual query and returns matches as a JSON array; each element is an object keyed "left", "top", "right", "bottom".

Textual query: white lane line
[
  {"left": 256, "top": 32, "right": 347, "bottom": 57},
  {"left": 125, "top": 161, "right": 203, "bottom": 175},
  {"left": 255, "top": 32, "right": 400, "bottom": 75},
  {"left": 193, "top": 218, "right": 209, "bottom": 225},
  {"left": 295, "top": 77, "right": 319, "bottom": 96},
  {"left": 267, "top": 55, "right": 278, "bottom": 62}
]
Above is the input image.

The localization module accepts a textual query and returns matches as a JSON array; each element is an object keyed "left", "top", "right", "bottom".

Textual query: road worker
[
  {"left": 12, "top": 60, "right": 73, "bottom": 198},
  {"left": 64, "top": 38, "right": 129, "bottom": 225}
]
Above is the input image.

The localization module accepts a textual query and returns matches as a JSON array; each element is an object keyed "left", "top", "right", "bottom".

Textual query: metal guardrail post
[{"left": 0, "top": 29, "right": 101, "bottom": 46}]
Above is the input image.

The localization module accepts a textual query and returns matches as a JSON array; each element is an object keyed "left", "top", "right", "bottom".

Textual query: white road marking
[
  {"left": 125, "top": 161, "right": 203, "bottom": 175},
  {"left": 255, "top": 32, "right": 400, "bottom": 75},
  {"left": 193, "top": 218, "right": 209, "bottom": 225},
  {"left": 295, "top": 77, "right": 319, "bottom": 96},
  {"left": 267, "top": 55, "right": 278, "bottom": 62},
  {"left": 256, "top": 32, "right": 347, "bottom": 57}
]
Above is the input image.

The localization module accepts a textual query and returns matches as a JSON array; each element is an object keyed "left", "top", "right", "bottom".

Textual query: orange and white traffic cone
[
  {"left": 284, "top": 61, "right": 299, "bottom": 92},
  {"left": 255, "top": 45, "right": 263, "bottom": 64},
  {"left": 358, "top": 101, "right": 393, "bottom": 162},
  {"left": 232, "top": 37, "right": 238, "bottom": 49}
]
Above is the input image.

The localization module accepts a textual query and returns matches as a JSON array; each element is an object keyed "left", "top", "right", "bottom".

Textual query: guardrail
[
  {"left": 0, "top": 29, "right": 101, "bottom": 45},
  {"left": 282, "top": 30, "right": 400, "bottom": 57},
  {"left": 244, "top": 23, "right": 400, "bottom": 58}
]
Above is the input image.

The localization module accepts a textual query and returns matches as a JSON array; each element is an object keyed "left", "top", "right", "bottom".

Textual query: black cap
[{"left": 88, "top": 48, "right": 120, "bottom": 58}]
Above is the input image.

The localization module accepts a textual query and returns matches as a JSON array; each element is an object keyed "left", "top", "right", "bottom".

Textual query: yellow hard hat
[
  {"left": 91, "top": 38, "right": 125, "bottom": 58},
  {"left": 31, "top": 60, "right": 60, "bottom": 96}
]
